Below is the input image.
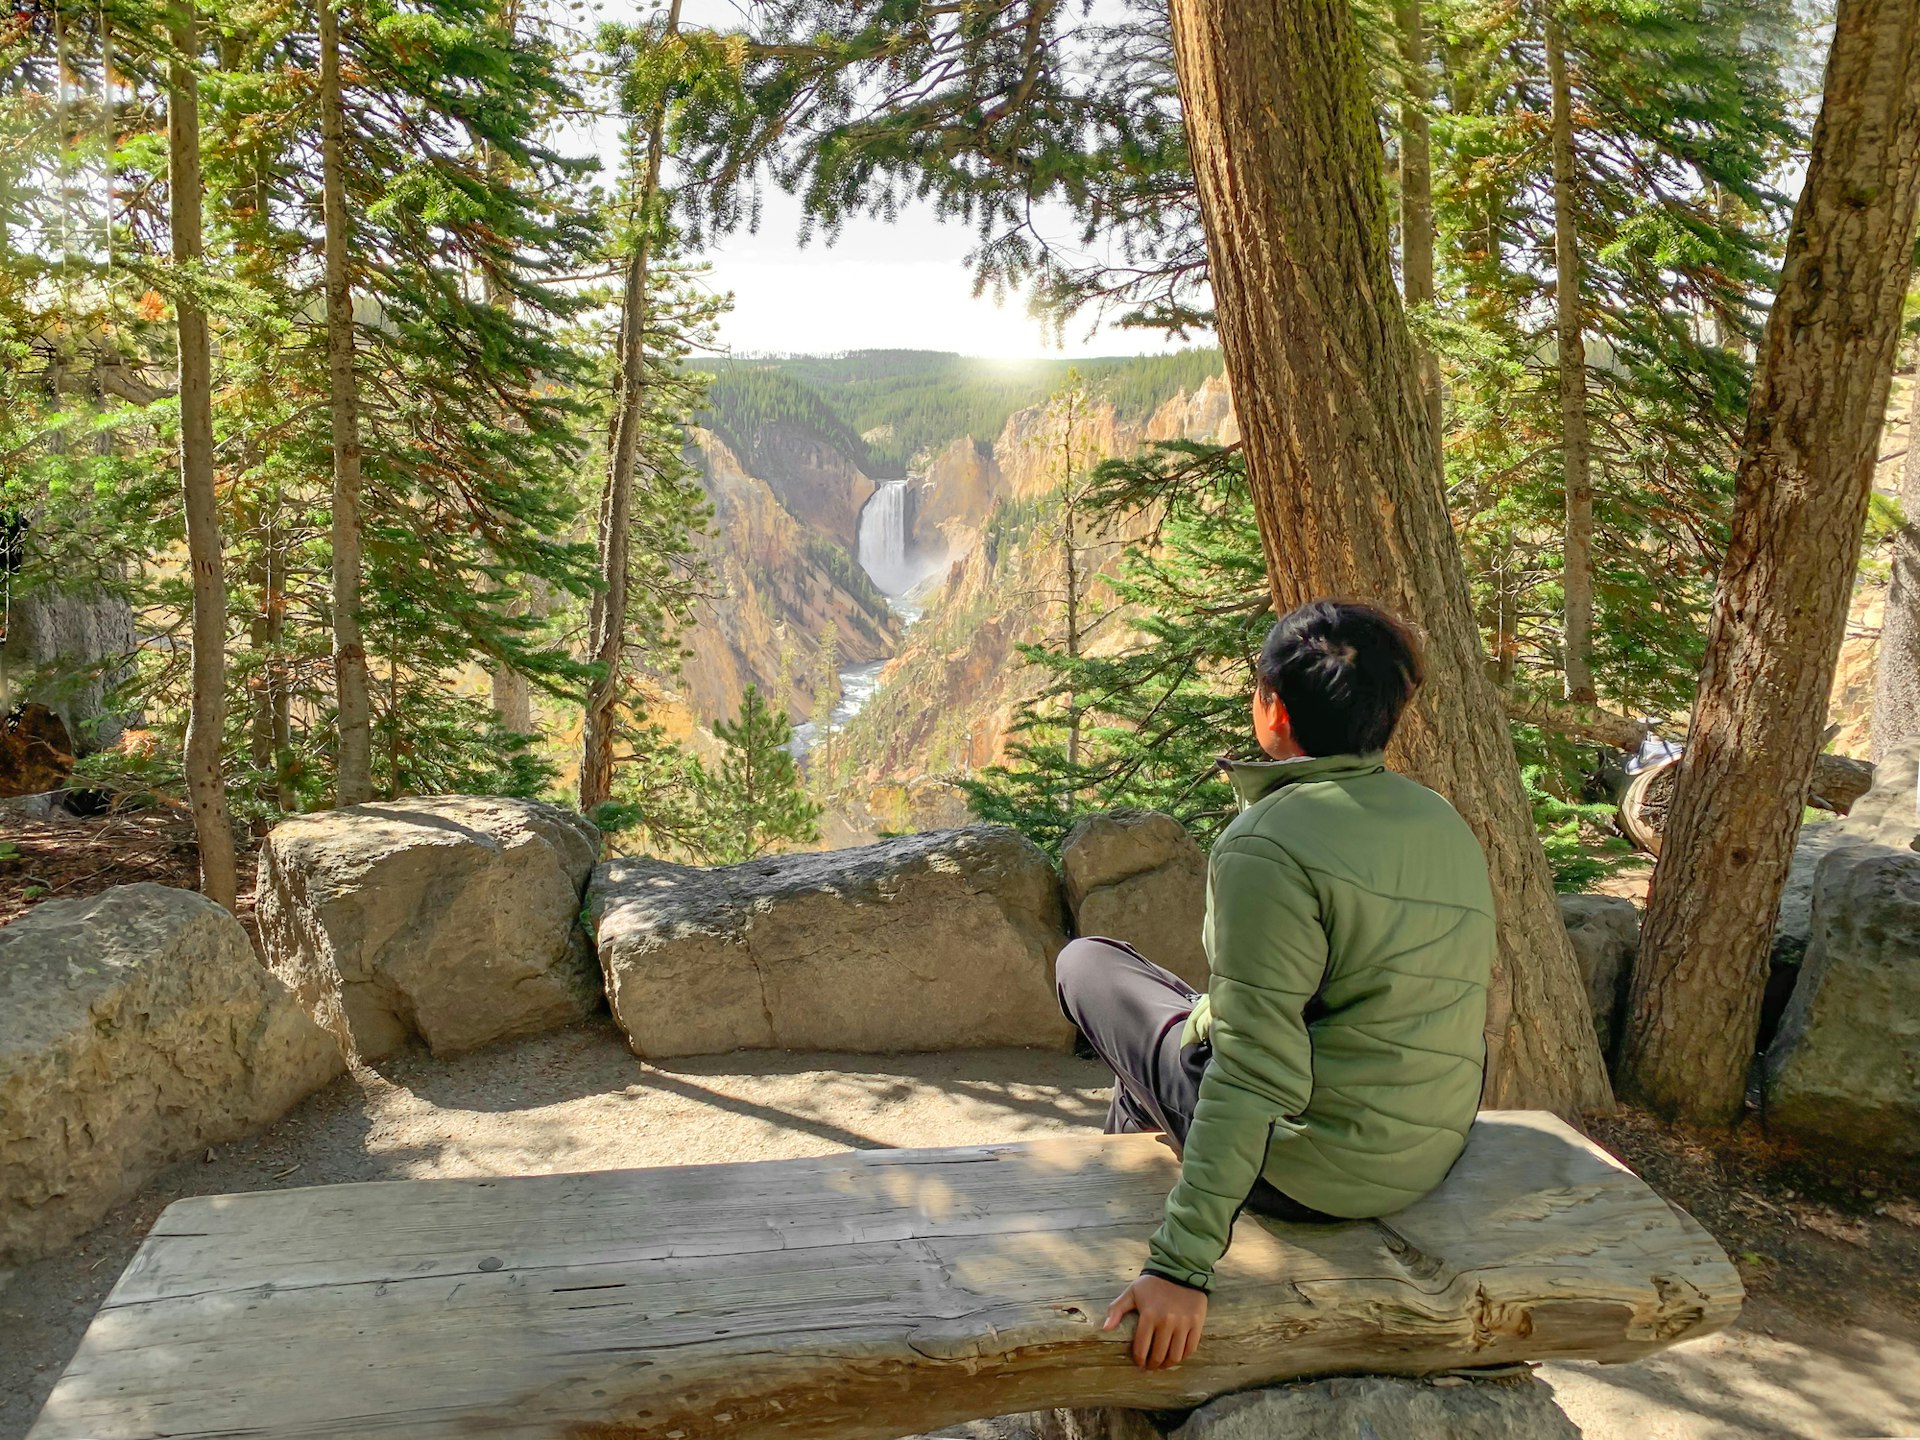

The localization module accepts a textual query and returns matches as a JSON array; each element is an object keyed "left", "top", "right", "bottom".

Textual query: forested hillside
[{"left": 698, "top": 349, "right": 1225, "bottom": 473}]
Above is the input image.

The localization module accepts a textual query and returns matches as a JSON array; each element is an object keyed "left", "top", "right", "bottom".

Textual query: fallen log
[
  {"left": 27, "top": 1113, "right": 1741, "bottom": 1440},
  {"left": 1621, "top": 752, "right": 1876, "bottom": 855}
]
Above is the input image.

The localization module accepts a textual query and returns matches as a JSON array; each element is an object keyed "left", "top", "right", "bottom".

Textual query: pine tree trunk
[
  {"left": 493, "top": 656, "right": 533, "bottom": 733},
  {"left": 1396, "top": 0, "right": 1441, "bottom": 444},
  {"left": 1547, "top": 9, "right": 1596, "bottom": 705},
  {"left": 1062, "top": 401, "right": 1083, "bottom": 773},
  {"left": 1620, "top": 0, "right": 1920, "bottom": 1125},
  {"left": 169, "top": 0, "right": 237, "bottom": 910},
  {"left": 319, "top": 0, "right": 373, "bottom": 807},
  {"left": 580, "top": 0, "right": 683, "bottom": 813},
  {"left": 247, "top": 526, "right": 294, "bottom": 808},
  {"left": 1166, "top": 0, "right": 1611, "bottom": 1114},
  {"left": 1873, "top": 351, "right": 1920, "bottom": 761}
]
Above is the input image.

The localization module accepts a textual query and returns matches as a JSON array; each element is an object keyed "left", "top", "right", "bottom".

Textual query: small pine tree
[
  {"left": 810, "top": 621, "right": 841, "bottom": 782},
  {"left": 702, "top": 685, "right": 821, "bottom": 863}
]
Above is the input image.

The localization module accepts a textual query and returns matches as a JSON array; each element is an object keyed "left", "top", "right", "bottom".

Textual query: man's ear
[{"left": 1257, "top": 686, "right": 1289, "bottom": 732}]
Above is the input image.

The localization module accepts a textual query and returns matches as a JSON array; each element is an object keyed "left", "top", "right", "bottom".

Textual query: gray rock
[
  {"left": 1027, "top": 1411, "right": 1165, "bottom": 1440},
  {"left": 1837, "top": 736, "right": 1919, "bottom": 852},
  {"left": 0, "top": 579, "right": 137, "bottom": 753},
  {"left": 1173, "top": 1376, "right": 1580, "bottom": 1439},
  {"left": 591, "top": 827, "right": 1072, "bottom": 1058},
  {"left": 1765, "top": 740, "right": 1919, "bottom": 1038},
  {"left": 1031, "top": 1375, "right": 1578, "bottom": 1440},
  {"left": 1557, "top": 894, "right": 1638, "bottom": 1055},
  {"left": 1763, "top": 841, "right": 1920, "bottom": 1154},
  {"left": 1061, "top": 811, "right": 1209, "bottom": 991},
  {"left": 1770, "top": 821, "right": 1856, "bottom": 971},
  {"left": 257, "top": 796, "right": 601, "bottom": 1061},
  {"left": 0, "top": 883, "right": 343, "bottom": 1264}
]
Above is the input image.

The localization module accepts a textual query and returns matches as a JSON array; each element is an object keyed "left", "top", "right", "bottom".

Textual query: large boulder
[
  {"left": 257, "top": 796, "right": 601, "bottom": 1061},
  {"left": 1770, "top": 821, "right": 1857, "bottom": 970},
  {"left": 1837, "top": 735, "right": 1919, "bottom": 851},
  {"left": 1557, "top": 893, "right": 1638, "bottom": 1056},
  {"left": 1764, "top": 741, "right": 1919, "bottom": 1046},
  {"left": 591, "top": 827, "right": 1072, "bottom": 1058},
  {"left": 1031, "top": 1375, "right": 1578, "bottom": 1440},
  {"left": 0, "top": 883, "right": 343, "bottom": 1264},
  {"left": 1061, "top": 811, "right": 1209, "bottom": 990},
  {"left": 1762, "top": 841, "right": 1920, "bottom": 1154}
]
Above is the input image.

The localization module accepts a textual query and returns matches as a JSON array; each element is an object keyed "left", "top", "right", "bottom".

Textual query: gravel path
[{"left": 4, "top": 1019, "right": 1915, "bottom": 1439}]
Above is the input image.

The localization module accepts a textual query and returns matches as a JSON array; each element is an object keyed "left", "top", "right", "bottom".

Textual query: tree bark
[
  {"left": 1873, "top": 350, "right": 1920, "bottom": 761},
  {"left": 492, "top": 657, "right": 533, "bottom": 733},
  {"left": 319, "top": 0, "right": 373, "bottom": 807},
  {"left": 1547, "top": 9, "right": 1596, "bottom": 705},
  {"left": 1166, "top": 0, "right": 1611, "bottom": 1114},
  {"left": 169, "top": 0, "right": 237, "bottom": 910},
  {"left": 579, "top": 0, "right": 683, "bottom": 813},
  {"left": 1396, "top": 0, "right": 1441, "bottom": 444},
  {"left": 1619, "top": 0, "right": 1920, "bottom": 1125}
]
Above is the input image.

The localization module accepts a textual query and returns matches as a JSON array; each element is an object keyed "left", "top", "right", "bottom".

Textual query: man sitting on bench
[{"left": 1056, "top": 599, "right": 1496, "bottom": 1372}]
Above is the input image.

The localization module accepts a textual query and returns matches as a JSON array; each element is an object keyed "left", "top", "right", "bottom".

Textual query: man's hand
[{"left": 1104, "top": 1274, "right": 1207, "bottom": 1370}]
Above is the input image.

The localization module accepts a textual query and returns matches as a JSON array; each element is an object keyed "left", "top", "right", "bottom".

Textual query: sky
[
  {"left": 598, "top": 0, "right": 1206, "bottom": 362},
  {"left": 688, "top": 190, "right": 1195, "bottom": 361}
]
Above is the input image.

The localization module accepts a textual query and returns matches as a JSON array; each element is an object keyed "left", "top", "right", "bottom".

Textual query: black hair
[{"left": 1255, "top": 600, "right": 1424, "bottom": 756}]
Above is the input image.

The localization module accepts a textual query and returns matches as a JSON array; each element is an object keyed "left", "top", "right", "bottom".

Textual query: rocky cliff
[
  {"left": 829, "top": 375, "right": 1236, "bottom": 827},
  {"left": 670, "top": 429, "right": 899, "bottom": 728}
]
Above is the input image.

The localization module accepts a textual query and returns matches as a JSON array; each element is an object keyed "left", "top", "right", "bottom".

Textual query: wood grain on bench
[{"left": 26, "top": 1110, "right": 1741, "bottom": 1440}]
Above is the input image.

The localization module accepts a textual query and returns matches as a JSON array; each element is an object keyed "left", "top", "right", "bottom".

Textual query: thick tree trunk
[
  {"left": 580, "top": 0, "right": 683, "bottom": 813},
  {"left": 169, "top": 1, "right": 237, "bottom": 910},
  {"left": 319, "top": 0, "right": 373, "bottom": 807},
  {"left": 1396, "top": 0, "right": 1441, "bottom": 444},
  {"left": 1620, "top": 0, "right": 1920, "bottom": 1125},
  {"left": 1873, "top": 353, "right": 1920, "bottom": 761},
  {"left": 1547, "top": 10, "right": 1596, "bottom": 705},
  {"left": 1166, "top": 0, "right": 1611, "bottom": 1114}
]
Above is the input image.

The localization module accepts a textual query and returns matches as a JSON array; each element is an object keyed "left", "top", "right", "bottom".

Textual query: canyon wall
[
  {"left": 670, "top": 430, "right": 899, "bottom": 728},
  {"left": 829, "top": 375, "right": 1236, "bottom": 827}
]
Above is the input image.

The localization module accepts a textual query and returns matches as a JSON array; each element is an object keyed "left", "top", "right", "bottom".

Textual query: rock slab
[
  {"left": 591, "top": 826, "right": 1072, "bottom": 1057},
  {"left": 1556, "top": 893, "right": 1638, "bottom": 1056},
  {"left": 1061, "top": 811, "right": 1209, "bottom": 991},
  {"left": 1030, "top": 1375, "right": 1578, "bottom": 1440},
  {"left": 257, "top": 796, "right": 601, "bottom": 1061},
  {"left": 1763, "top": 841, "right": 1920, "bottom": 1154},
  {"left": 0, "top": 883, "right": 342, "bottom": 1264}
]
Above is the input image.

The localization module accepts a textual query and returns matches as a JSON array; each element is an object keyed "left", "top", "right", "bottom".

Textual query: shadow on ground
[{"left": 3, "top": 1020, "right": 1915, "bottom": 1440}]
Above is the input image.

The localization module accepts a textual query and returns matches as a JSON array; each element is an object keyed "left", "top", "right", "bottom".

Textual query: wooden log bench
[{"left": 26, "top": 1110, "right": 1741, "bottom": 1440}]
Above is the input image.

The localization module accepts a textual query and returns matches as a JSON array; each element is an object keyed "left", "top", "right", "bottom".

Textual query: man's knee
[{"left": 1055, "top": 936, "right": 1126, "bottom": 1019}]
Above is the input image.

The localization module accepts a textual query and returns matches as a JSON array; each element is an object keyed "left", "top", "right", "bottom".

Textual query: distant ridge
[{"left": 692, "top": 348, "right": 1223, "bottom": 476}]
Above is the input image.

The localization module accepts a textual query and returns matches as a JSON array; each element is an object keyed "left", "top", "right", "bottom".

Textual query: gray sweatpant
[{"left": 1054, "top": 935, "right": 1332, "bottom": 1225}]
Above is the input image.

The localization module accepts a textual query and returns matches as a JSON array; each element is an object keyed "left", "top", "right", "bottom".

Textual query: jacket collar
[{"left": 1222, "top": 751, "right": 1388, "bottom": 809}]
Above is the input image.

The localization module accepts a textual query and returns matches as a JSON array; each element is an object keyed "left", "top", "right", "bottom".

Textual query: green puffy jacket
[{"left": 1144, "top": 751, "right": 1494, "bottom": 1291}]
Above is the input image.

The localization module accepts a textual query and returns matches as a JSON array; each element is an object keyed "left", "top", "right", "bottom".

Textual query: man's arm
[{"left": 1145, "top": 836, "right": 1327, "bottom": 1288}]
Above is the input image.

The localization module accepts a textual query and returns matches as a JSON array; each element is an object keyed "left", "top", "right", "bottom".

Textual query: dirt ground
[
  {"left": 4, "top": 1019, "right": 1917, "bottom": 1440},
  {"left": 0, "top": 810, "right": 259, "bottom": 931}
]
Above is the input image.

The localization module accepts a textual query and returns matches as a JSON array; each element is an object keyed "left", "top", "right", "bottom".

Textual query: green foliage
[
  {"left": 963, "top": 442, "right": 1267, "bottom": 854},
  {"left": 1435, "top": 0, "right": 1800, "bottom": 719},
  {"left": 595, "top": 686, "right": 820, "bottom": 864},
  {"left": 967, "top": 441, "right": 1643, "bottom": 890},
  {"left": 703, "top": 685, "right": 823, "bottom": 862},
  {"left": 697, "top": 366, "right": 876, "bottom": 472},
  {"left": 1522, "top": 766, "right": 1634, "bottom": 893}
]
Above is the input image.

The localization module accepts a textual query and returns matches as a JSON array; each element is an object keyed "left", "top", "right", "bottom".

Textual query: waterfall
[{"left": 856, "top": 480, "right": 924, "bottom": 599}]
